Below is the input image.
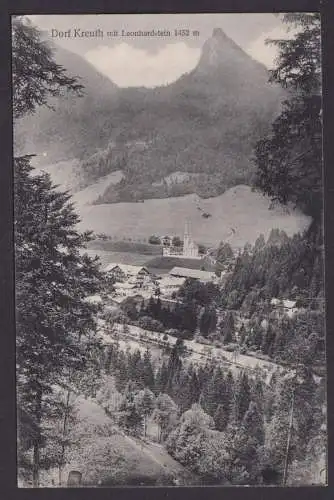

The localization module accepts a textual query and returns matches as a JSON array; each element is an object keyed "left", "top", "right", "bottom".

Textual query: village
[
  {"left": 101, "top": 221, "right": 220, "bottom": 304},
  {"left": 85, "top": 221, "right": 304, "bottom": 387}
]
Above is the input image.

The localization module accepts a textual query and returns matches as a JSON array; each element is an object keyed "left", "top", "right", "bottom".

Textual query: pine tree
[
  {"left": 188, "top": 371, "right": 201, "bottom": 407},
  {"left": 127, "top": 350, "right": 143, "bottom": 388},
  {"left": 261, "top": 324, "right": 276, "bottom": 355},
  {"left": 134, "top": 388, "right": 155, "bottom": 437},
  {"left": 214, "top": 404, "right": 229, "bottom": 432},
  {"left": 242, "top": 401, "right": 265, "bottom": 445},
  {"left": 254, "top": 13, "right": 322, "bottom": 220},
  {"left": 233, "top": 372, "right": 251, "bottom": 424},
  {"left": 13, "top": 17, "right": 100, "bottom": 485},
  {"left": 254, "top": 234, "right": 266, "bottom": 251},
  {"left": 238, "top": 324, "right": 246, "bottom": 345},
  {"left": 155, "top": 361, "right": 169, "bottom": 395},
  {"left": 12, "top": 16, "right": 83, "bottom": 120},
  {"left": 223, "top": 370, "right": 234, "bottom": 424},
  {"left": 220, "top": 312, "right": 236, "bottom": 344},
  {"left": 141, "top": 348, "right": 155, "bottom": 390},
  {"left": 152, "top": 393, "right": 178, "bottom": 442},
  {"left": 175, "top": 367, "right": 193, "bottom": 412},
  {"left": 15, "top": 156, "right": 103, "bottom": 485},
  {"left": 119, "top": 390, "right": 143, "bottom": 437},
  {"left": 199, "top": 307, "right": 217, "bottom": 338}
]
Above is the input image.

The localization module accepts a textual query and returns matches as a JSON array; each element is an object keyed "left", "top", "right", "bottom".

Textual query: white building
[
  {"left": 270, "top": 298, "right": 298, "bottom": 318},
  {"left": 162, "top": 220, "right": 202, "bottom": 259}
]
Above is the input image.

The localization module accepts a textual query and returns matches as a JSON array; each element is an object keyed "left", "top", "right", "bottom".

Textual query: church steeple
[
  {"left": 183, "top": 219, "right": 199, "bottom": 258},
  {"left": 183, "top": 219, "right": 191, "bottom": 248}
]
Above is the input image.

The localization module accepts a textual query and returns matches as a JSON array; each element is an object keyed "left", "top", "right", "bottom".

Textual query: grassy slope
[
  {"left": 87, "top": 239, "right": 162, "bottom": 255},
  {"left": 75, "top": 185, "right": 311, "bottom": 248},
  {"left": 62, "top": 397, "right": 197, "bottom": 486}
]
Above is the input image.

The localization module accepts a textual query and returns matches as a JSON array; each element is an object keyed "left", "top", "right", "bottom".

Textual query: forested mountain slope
[{"left": 15, "top": 28, "right": 284, "bottom": 201}]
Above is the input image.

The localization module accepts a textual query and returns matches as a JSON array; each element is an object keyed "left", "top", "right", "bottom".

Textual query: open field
[
  {"left": 82, "top": 249, "right": 151, "bottom": 268},
  {"left": 145, "top": 256, "right": 214, "bottom": 274},
  {"left": 75, "top": 185, "right": 311, "bottom": 248},
  {"left": 87, "top": 239, "right": 162, "bottom": 255},
  {"left": 38, "top": 159, "right": 312, "bottom": 249}
]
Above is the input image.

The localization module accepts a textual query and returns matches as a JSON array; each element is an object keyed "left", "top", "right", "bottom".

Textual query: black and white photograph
[{"left": 13, "top": 12, "right": 326, "bottom": 487}]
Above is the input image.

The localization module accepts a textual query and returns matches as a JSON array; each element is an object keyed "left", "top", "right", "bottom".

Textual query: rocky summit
[{"left": 15, "top": 29, "right": 284, "bottom": 203}]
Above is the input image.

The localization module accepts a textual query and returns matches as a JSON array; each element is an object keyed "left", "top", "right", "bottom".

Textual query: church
[{"left": 162, "top": 220, "right": 201, "bottom": 259}]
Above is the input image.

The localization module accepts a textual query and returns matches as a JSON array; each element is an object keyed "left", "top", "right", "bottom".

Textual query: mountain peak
[
  {"left": 212, "top": 27, "right": 228, "bottom": 39},
  {"left": 194, "top": 27, "right": 266, "bottom": 77},
  {"left": 196, "top": 27, "right": 242, "bottom": 72}
]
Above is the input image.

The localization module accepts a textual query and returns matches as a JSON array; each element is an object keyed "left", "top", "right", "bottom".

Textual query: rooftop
[
  {"left": 160, "top": 276, "right": 186, "bottom": 286},
  {"left": 169, "top": 267, "right": 216, "bottom": 281},
  {"left": 104, "top": 263, "right": 149, "bottom": 275},
  {"left": 270, "top": 298, "right": 297, "bottom": 309},
  {"left": 84, "top": 294, "right": 103, "bottom": 304}
]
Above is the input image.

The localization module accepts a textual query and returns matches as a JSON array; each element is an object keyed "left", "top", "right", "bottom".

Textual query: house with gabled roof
[{"left": 104, "top": 263, "right": 154, "bottom": 289}]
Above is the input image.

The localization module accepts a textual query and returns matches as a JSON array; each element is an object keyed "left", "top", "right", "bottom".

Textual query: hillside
[
  {"left": 76, "top": 185, "right": 311, "bottom": 248},
  {"left": 14, "top": 42, "right": 119, "bottom": 164},
  {"left": 15, "top": 27, "right": 285, "bottom": 201}
]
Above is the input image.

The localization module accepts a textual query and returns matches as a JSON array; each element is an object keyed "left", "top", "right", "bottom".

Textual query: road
[{"left": 99, "top": 320, "right": 286, "bottom": 382}]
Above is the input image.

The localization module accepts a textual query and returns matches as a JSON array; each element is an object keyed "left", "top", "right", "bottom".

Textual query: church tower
[{"left": 183, "top": 220, "right": 199, "bottom": 258}]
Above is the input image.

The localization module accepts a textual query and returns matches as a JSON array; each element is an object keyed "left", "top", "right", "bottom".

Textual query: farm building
[
  {"left": 169, "top": 267, "right": 216, "bottom": 283},
  {"left": 157, "top": 276, "right": 186, "bottom": 297}
]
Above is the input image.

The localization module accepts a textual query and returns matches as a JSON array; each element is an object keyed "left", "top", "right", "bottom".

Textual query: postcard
[{"left": 13, "top": 13, "right": 326, "bottom": 487}]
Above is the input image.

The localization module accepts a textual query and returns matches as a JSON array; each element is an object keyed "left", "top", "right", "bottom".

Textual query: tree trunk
[
  {"left": 32, "top": 440, "right": 40, "bottom": 488},
  {"left": 32, "top": 386, "right": 43, "bottom": 488},
  {"left": 59, "top": 389, "right": 72, "bottom": 486}
]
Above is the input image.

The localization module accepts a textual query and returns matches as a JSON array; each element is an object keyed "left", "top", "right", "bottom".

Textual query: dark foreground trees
[
  {"left": 13, "top": 16, "right": 103, "bottom": 486},
  {"left": 12, "top": 16, "right": 83, "bottom": 120},
  {"left": 254, "top": 13, "right": 322, "bottom": 220}
]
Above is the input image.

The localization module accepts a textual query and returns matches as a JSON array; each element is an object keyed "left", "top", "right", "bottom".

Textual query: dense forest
[
  {"left": 98, "top": 339, "right": 325, "bottom": 485},
  {"left": 117, "top": 224, "right": 324, "bottom": 371}
]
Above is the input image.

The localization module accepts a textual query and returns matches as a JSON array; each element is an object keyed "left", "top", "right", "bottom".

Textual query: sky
[{"left": 27, "top": 13, "right": 293, "bottom": 88}]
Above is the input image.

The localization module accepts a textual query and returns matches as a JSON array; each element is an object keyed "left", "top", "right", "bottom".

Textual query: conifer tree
[
  {"left": 13, "top": 16, "right": 102, "bottom": 486},
  {"left": 119, "top": 390, "right": 143, "bottom": 437},
  {"left": 152, "top": 393, "right": 178, "bottom": 442},
  {"left": 199, "top": 306, "right": 218, "bottom": 337},
  {"left": 155, "top": 361, "right": 169, "bottom": 395},
  {"left": 214, "top": 404, "right": 229, "bottom": 432},
  {"left": 141, "top": 348, "right": 155, "bottom": 390},
  {"left": 220, "top": 312, "right": 236, "bottom": 344},
  {"left": 134, "top": 388, "right": 155, "bottom": 437},
  {"left": 238, "top": 324, "right": 247, "bottom": 345},
  {"left": 254, "top": 13, "right": 322, "bottom": 220},
  {"left": 242, "top": 401, "right": 265, "bottom": 445},
  {"left": 233, "top": 372, "right": 251, "bottom": 424},
  {"left": 12, "top": 16, "right": 83, "bottom": 121}
]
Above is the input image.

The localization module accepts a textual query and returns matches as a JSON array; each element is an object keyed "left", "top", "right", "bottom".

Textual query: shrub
[{"left": 149, "top": 235, "right": 161, "bottom": 245}]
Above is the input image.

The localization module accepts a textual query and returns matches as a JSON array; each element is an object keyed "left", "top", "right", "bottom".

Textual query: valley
[
  {"left": 15, "top": 14, "right": 326, "bottom": 488},
  {"left": 75, "top": 185, "right": 311, "bottom": 249}
]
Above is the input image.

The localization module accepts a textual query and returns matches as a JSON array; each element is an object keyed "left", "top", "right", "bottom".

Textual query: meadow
[{"left": 75, "top": 185, "right": 311, "bottom": 249}]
